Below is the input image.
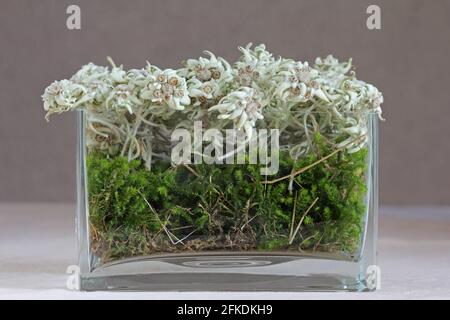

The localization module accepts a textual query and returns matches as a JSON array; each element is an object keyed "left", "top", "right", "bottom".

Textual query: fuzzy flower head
[
  {"left": 71, "top": 63, "right": 109, "bottom": 84},
  {"left": 234, "top": 43, "right": 279, "bottom": 90},
  {"left": 141, "top": 66, "right": 190, "bottom": 111},
  {"left": 42, "top": 79, "right": 89, "bottom": 120},
  {"left": 337, "top": 78, "right": 384, "bottom": 119},
  {"left": 105, "top": 84, "right": 142, "bottom": 114},
  {"left": 314, "top": 55, "right": 353, "bottom": 87},
  {"left": 126, "top": 68, "right": 151, "bottom": 87},
  {"left": 315, "top": 55, "right": 340, "bottom": 69},
  {"left": 106, "top": 57, "right": 128, "bottom": 84},
  {"left": 365, "top": 84, "right": 384, "bottom": 110},
  {"left": 183, "top": 51, "right": 232, "bottom": 83},
  {"left": 360, "top": 82, "right": 384, "bottom": 118},
  {"left": 187, "top": 78, "right": 222, "bottom": 106},
  {"left": 275, "top": 61, "right": 329, "bottom": 103},
  {"left": 70, "top": 63, "right": 114, "bottom": 106},
  {"left": 181, "top": 51, "right": 233, "bottom": 106},
  {"left": 86, "top": 122, "right": 121, "bottom": 155},
  {"left": 209, "top": 87, "right": 264, "bottom": 139}
]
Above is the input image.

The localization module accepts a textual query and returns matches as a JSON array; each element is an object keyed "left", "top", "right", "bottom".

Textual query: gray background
[{"left": 0, "top": 0, "right": 449, "bottom": 205}]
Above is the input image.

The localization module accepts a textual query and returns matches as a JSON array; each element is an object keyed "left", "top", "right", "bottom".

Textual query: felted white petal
[{"left": 237, "top": 111, "right": 248, "bottom": 129}]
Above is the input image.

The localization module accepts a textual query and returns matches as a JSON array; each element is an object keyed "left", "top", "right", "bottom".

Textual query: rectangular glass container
[{"left": 76, "top": 111, "right": 378, "bottom": 291}]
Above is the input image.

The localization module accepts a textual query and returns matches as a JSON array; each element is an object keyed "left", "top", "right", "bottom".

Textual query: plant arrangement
[{"left": 43, "top": 44, "right": 383, "bottom": 263}]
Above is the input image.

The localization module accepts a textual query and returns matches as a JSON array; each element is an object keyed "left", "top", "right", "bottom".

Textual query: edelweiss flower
[
  {"left": 314, "top": 55, "right": 353, "bottom": 87},
  {"left": 365, "top": 84, "right": 384, "bottom": 110},
  {"left": 336, "top": 79, "right": 384, "bottom": 118},
  {"left": 234, "top": 43, "right": 279, "bottom": 90},
  {"left": 187, "top": 78, "right": 221, "bottom": 104},
  {"left": 105, "top": 84, "right": 142, "bottom": 114},
  {"left": 315, "top": 55, "right": 340, "bottom": 68},
  {"left": 110, "top": 66, "right": 127, "bottom": 83},
  {"left": 333, "top": 115, "right": 371, "bottom": 153},
  {"left": 86, "top": 122, "right": 121, "bottom": 155},
  {"left": 236, "top": 64, "right": 259, "bottom": 87},
  {"left": 181, "top": 51, "right": 232, "bottom": 106},
  {"left": 42, "top": 43, "right": 385, "bottom": 164},
  {"left": 275, "top": 61, "right": 329, "bottom": 103},
  {"left": 209, "top": 87, "right": 264, "bottom": 139},
  {"left": 70, "top": 63, "right": 114, "bottom": 107},
  {"left": 71, "top": 63, "right": 109, "bottom": 84},
  {"left": 126, "top": 68, "right": 150, "bottom": 86},
  {"left": 105, "top": 57, "right": 128, "bottom": 84},
  {"left": 141, "top": 67, "right": 190, "bottom": 111},
  {"left": 183, "top": 51, "right": 232, "bottom": 82},
  {"left": 42, "top": 79, "right": 89, "bottom": 120}
]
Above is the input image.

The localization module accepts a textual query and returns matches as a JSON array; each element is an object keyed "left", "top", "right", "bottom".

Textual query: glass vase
[{"left": 76, "top": 111, "right": 379, "bottom": 291}]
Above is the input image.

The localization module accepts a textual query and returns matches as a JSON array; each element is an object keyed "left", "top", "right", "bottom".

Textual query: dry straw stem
[
  {"left": 289, "top": 197, "right": 319, "bottom": 245},
  {"left": 139, "top": 190, "right": 195, "bottom": 246},
  {"left": 182, "top": 163, "right": 200, "bottom": 177},
  {"left": 263, "top": 134, "right": 367, "bottom": 185},
  {"left": 289, "top": 191, "right": 298, "bottom": 240}
]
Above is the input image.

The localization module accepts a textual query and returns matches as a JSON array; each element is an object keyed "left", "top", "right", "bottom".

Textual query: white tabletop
[{"left": 0, "top": 203, "right": 449, "bottom": 299}]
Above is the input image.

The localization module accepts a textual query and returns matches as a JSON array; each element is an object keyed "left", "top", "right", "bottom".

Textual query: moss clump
[{"left": 87, "top": 136, "right": 368, "bottom": 262}]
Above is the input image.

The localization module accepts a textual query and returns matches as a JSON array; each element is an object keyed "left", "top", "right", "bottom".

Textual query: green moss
[{"left": 87, "top": 137, "right": 368, "bottom": 262}]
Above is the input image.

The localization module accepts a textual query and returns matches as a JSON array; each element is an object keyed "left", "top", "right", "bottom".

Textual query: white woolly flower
[
  {"left": 336, "top": 117, "right": 370, "bottom": 153},
  {"left": 234, "top": 43, "right": 279, "bottom": 89},
  {"left": 314, "top": 55, "right": 353, "bottom": 87},
  {"left": 110, "top": 66, "right": 127, "bottom": 83},
  {"left": 85, "top": 122, "right": 121, "bottom": 155},
  {"left": 71, "top": 63, "right": 109, "bottom": 84},
  {"left": 141, "top": 67, "right": 190, "bottom": 111},
  {"left": 337, "top": 78, "right": 384, "bottom": 119},
  {"left": 182, "top": 51, "right": 232, "bottom": 83},
  {"left": 42, "top": 79, "right": 89, "bottom": 119},
  {"left": 70, "top": 63, "right": 115, "bottom": 106},
  {"left": 105, "top": 84, "right": 142, "bottom": 114},
  {"left": 209, "top": 87, "right": 264, "bottom": 139},
  {"left": 274, "top": 61, "right": 329, "bottom": 103},
  {"left": 365, "top": 84, "right": 384, "bottom": 112},
  {"left": 181, "top": 51, "right": 232, "bottom": 106},
  {"left": 126, "top": 68, "right": 151, "bottom": 86},
  {"left": 85, "top": 80, "right": 113, "bottom": 106},
  {"left": 186, "top": 78, "right": 222, "bottom": 106},
  {"left": 42, "top": 44, "right": 385, "bottom": 163},
  {"left": 315, "top": 55, "right": 340, "bottom": 68}
]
